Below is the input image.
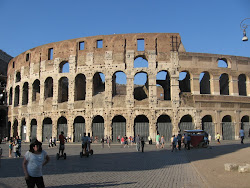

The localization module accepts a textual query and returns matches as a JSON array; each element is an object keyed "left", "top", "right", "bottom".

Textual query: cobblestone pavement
[{"left": 0, "top": 142, "right": 208, "bottom": 188}]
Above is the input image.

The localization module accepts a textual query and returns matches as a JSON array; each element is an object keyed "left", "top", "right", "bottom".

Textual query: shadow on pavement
[
  {"left": 47, "top": 181, "right": 136, "bottom": 188},
  {"left": 0, "top": 141, "right": 249, "bottom": 178}
]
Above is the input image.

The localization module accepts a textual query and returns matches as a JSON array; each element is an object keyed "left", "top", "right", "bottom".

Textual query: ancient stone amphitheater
[{"left": 7, "top": 33, "right": 250, "bottom": 142}]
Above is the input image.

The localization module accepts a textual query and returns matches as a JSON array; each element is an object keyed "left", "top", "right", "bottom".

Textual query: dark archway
[
  {"left": 134, "top": 115, "right": 149, "bottom": 141},
  {"left": 43, "top": 118, "right": 53, "bottom": 142},
  {"left": 202, "top": 115, "right": 214, "bottom": 140},
  {"left": 57, "top": 116, "right": 68, "bottom": 138},
  {"left": 112, "top": 115, "right": 126, "bottom": 142},
  {"left": 156, "top": 115, "right": 172, "bottom": 142},
  {"left": 222, "top": 115, "right": 234, "bottom": 140},
  {"left": 92, "top": 115, "right": 104, "bottom": 142},
  {"left": 179, "top": 115, "right": 194, "bottom": 134},
  {"left": 74, "top": 116, "right": 85, "bottom": 142}
]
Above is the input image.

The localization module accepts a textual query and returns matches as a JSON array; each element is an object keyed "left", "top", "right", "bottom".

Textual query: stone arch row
[
  {"left": 10, "top": 114, "right": 250, "bottom": 142},
  {"left": 180, "top": 71, "right": 248, "bottom": 96},
  {"left": 8, "top": 70, "right": 249, "bottom": 106}
]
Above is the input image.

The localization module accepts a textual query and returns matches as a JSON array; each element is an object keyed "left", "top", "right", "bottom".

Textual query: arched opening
[
  {"left": 93, "top": 72, "right": 105, "bottom": 96},
  {"left": 42, "top": 118, "right": 52, "bottom": 142},
  {"left": 134, "top": 56, "right": 148, "bottom": 68},
  {"left": 75, "top": 74, "right": 86, "bottom": 101},
  {"left": 241, "top": 116, "right": 249, "bottom": 139},
  {"left": 179, "top": 115, "right": 194, "bottom": 134},
  {"left": 22, "top": 82, "right": 29, "bottom": 105},
  {"left": 0, "top": 109, "right": 6, "bottom": 138},
  {"left": 92, "top": 115, "right": 104, "bottom": 142},
  {"left": 222, "top": 115, "right": 234, "bottom": 140},
  {"left": 59, "top": 61, "right": 69, "bottom": 73},
  {"left": 202, "top": 115, "right": 214, "bottom": 140},
  {"left": 112, "top": 115, "right": 126, "bottom": 142},
  {"left": 134, "top": 115, "right": 149, "bottom": 141},
  {"left": 220, "top": 73, "right": 229, "bottom": 95},
  {"left": 57, "top": 116, "right": 68, "bottom": 139},
  {"left": 32, "top": 79, "right": 40, "bottom": 102},
  {"left": 179, "top": 71, "right": 190, "bottom": 93},
  {"left": 9, "top": 87, "right": 13, "bottom": 105},
  {"left": 14, "top": 86, "right": 20, "bottom": 107},
  {"left": 8, "top": 121, "right": 11, "bottom": 138},
  {"left": 44, "top": 77, "right": 53, "bottom": 100},
  {"left": 58, "top": 77, "right": 68, "bottom": 103},
  {"left": 21, "top": 118, "right": 26, "bottom": 141},
  {"left": 112, "top": 71, "right": 127, "bottom": 96},
  {"left": 200, "top": 72, "right": 211, "bottom": 94},
  {"left": 13, "top": 119, "right": 18, "bottom": 137},
  {"left": 156, "top": 115, "right": 172, "bottom": 142},
  {"left": 218, "top": 59, "right": 228, "bottom": 68},
  {"left": 16, "top": 72, "right": 21, "bottom": 82},
  {"left": 156, "top": 71, "right": 171, "bottom": 100},
  {"left": 30, "top": 119, "right": 37, "bottom": 139},
  {"left": 73, "top": 116, "right": 85, "bottom": 142},
  {"left": 238, "top": 74, "right": 247, "bottom": 96},
  {"left": 134, "top": 72, "right": 148, "bottom": 101}
]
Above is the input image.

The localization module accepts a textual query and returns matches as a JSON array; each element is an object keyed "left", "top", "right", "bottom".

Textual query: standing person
[
  {"left": 87, "top": 133, "right": 91, "bottom": 151},
  {"left": 216, "top": 133, "right": 221, "bottom": 144},
  {"left": 107, "top": 136, "right": 111, "bottom": 148},
  {"left": 13, "top": 138, "right": 19, "bottom": 158},
  {"left": 81, "top": 133, "right": 88, "bottom": 154},
  {"left": 187, "top": 134, "right": 191, "bottom": 150},
  {"left": 160, "top": 135, "right": 165, "bottom": 148},
  {"left": 124, "top": 135, "right": 129, "bottom": 148},
  {"left": 177, "top": 131, "right": 182, "bottom": 150},
  {"left": 171, "top": 135, "right": 178, "bottom": 152},
  {"left": 239, "top": 128, "right": 245, "bottom": 144},
  {"left": 49, "top": 137, "right": 53, "bottom": 148},
  {"left": 117, "top": 135, "right": 121, "bottom": 143},
  {"left": 101, "top": 137, "right": 104, "bottom": 148},
  {"left": 148, "top": 135, "right": 152, "bottom": 145},
  {"left": 156, "top": 133, "right": 160, "bottom": 149},
  {"left": 16, "top": 136, "right": 22, "bottom": 156},
  {"left": 53, "top": 137, "right": 57, "bottom": 147},
  {"left": 136, "top": 134, "right": 140, "bottom": 151},
  {"left": 141, "top": 137, "right": 145, "bottom": 152},
  {"left": 121, "top": 136, "right": 125, "bottom": 147},
  {"left": 9, "top": 137, "right": 13, "bottom": 158},
  {"left": 23, "top": 139, "right": 50, "bottom": 188},
  {"left": 59, "top": 131, "right": 66, "bottom": 156}
]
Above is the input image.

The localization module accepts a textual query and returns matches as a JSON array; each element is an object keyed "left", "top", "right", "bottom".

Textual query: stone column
[
  {"left": 234, "top": 110, "right": 241, "bottom": 140},
  {"left": 229, "top": 75, "right": 238, "bottom": 96},
  {"left": 190, "top": 73, "right": 200, "bottom": 95},
  {"left": 210, "top": 74, "right": 220, "bottom": 95}
]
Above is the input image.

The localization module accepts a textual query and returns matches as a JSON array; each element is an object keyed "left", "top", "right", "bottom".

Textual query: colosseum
[{"left": 7, "top": 33, "right": 250, "bottom": 143}]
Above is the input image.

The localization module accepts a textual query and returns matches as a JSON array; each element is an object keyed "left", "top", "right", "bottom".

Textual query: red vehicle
[{"left": 184, "top": 129, "right": 208, "bottom": 147}]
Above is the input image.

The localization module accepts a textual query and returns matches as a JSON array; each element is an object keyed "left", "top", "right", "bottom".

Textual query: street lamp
[{"left": 240, "top": 18, "right": 250, "bottom": 42}]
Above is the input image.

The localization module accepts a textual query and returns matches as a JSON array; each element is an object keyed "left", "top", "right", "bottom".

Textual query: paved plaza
[{"left": 0, "top": 140, "right": 249, "bottom": 188}]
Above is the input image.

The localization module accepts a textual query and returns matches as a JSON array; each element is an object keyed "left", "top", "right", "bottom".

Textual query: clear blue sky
[{"left": 0, "top": 0, "right": 249, "bottom": 58}]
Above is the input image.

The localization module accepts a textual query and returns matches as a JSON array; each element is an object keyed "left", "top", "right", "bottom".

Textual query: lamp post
[{"left": 240, "top": 18, "right": 250, "bottom": 42}]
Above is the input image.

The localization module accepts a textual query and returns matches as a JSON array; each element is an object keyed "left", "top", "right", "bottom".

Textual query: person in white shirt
[
  {"left": 239, "top": 128, "right": 245, "bottom": 144},
  {"left": 23, "top": 139, "right": 50, "bottom": 188}
]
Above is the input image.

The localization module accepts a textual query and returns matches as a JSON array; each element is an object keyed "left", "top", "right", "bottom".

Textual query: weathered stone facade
[
  {"left": 7, "top": 33, "right": 250, "bottom": 142},
  {"left": 0, "top": 49, "right": 12, "bottom": 138}
]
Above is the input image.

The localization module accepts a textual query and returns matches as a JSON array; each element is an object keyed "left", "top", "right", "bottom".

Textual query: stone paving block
[
  {"left": 224, "top": 163, "right": 238, "bottom": 171},
  {"left": 238, "top": 164, "right": 250, "bottom": 173}
]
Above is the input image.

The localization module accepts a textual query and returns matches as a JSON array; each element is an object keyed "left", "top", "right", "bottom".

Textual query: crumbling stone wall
[{"left": 6, "top": 33, "right": 250, "bottom": 142}]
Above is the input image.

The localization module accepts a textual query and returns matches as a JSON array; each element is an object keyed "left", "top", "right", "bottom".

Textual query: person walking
[
  {"left": 171, "top": 135, "right": 178, "bottom": 152},
  {"left": 160, "top": 135, "right": 165, "bottom": 148},
  {"left": 136, "top": 134, "right": 140, "bottom": 151},
  {"left": 23, "top": 139, "right": 50, "bottom": 188},
  {"left": 239, "top": 128, "right": 245, "bottom": 144},
  {"left": 8, "top": 137, "right": 13, "bottom": 158},
  {"left": 107, "top": 136, "right": 111, "bottom": 148},
  {"left": 156, "top": 133, "right": 160, "bottom": 149},
  {"left": 59, "top": 131, "right": 66, "bottom": 156},
  {"left": 216, "top": 133, "right": 221, "bottom": 144},
  {"left": 177, "top": 131, "right": 182, "bottom": 150},
  {"left": 141, "top": 137, "right": 145, "bottom": 152}
]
